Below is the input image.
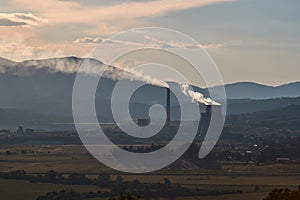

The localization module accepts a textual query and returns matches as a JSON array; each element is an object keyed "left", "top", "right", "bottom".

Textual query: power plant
[
  {"left": 166, "top": 88, "right": 171, "bottom": 128},
  {"left": 135, "top": 86, "right": 220, "bottom": 141},
  {"left": 164, "top": 87, "right": 217, "bottom": 141},
  {"left": 198, "top": 105, "right": 212, "bottom": 139}
]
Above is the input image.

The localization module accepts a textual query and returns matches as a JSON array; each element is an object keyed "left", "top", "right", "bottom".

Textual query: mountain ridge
[
  {"left": 0, "top": 56, "right": 300, "bottom": 129},
  {"left": 1, "top": 56, "right": 299, "bottom": 90}
]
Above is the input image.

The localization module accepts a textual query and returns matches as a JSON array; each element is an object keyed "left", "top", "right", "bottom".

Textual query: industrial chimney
[{"left": 166, "top": 88, "right": 171, "bottom": 127}]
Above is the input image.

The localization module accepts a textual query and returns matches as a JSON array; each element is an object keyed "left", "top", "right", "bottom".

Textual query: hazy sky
[{"left": 0, "top": 0, "right": 299, "bottom": 86}]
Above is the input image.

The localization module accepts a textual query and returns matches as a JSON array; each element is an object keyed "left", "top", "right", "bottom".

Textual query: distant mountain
[
  {"left": 1, "top": 56, "right": 300, "bottom": 129},
  {"left": 0, "top": 57, "right": 191, "bottom": 129},
  {"left": 215, "top": 82, "right": 300, "bottom": 99},
  {"left": 0, "top": 56, "right": 164, "bottom": 114}
]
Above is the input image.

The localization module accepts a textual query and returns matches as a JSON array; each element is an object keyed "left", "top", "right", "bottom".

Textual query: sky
[{"left": 0, "top": 0, "right": 299, "bottom": 86}]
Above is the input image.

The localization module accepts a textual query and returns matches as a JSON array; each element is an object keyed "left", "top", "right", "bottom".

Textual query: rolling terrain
[{"left": 1, "top": 57, "right": 300, "bottom": 129}]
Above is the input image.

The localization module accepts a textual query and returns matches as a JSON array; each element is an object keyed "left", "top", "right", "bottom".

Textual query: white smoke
[
  {"left": 181, "top": 83, "right": 220, "bottom": 106},
  {"left": 0, "top": 57, "right": 168, "bottom": 88},
  {"left": 1, "top": 57, "right": 220, "bottom": 105},
  {"left": 78, "top": 59, "right": 168, "bottom": 88}
]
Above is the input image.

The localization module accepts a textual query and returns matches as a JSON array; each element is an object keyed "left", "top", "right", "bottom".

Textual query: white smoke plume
[
  {"left": 0, "top": 57, "right": 168, "bottom": 88},
  {"left": 181, "top": 83, "right": 220, "bottom": 106},
  {"left": 1, "top": 57, "right": 220, "bottom": 105}
]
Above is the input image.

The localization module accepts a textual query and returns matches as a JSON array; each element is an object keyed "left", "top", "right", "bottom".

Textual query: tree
[
  {"left": 109, "top": 192, "right": 141, "bottom": 200},
  {"left": 115, "top": 175, "right": 124, "bottom": 193},
  {"left": 263, "top": 187, "right": 300, "bottom": 200},
  {"left": 45, "top": 171, "right": 59, "bottom": 181},
  {"left": 98, "top": 172, "right": 111, "bottom": 185},
  {"left": 254, "top": 185, "right": 260, "bottom": 192},
  {"left": 68, "top": 173, "right": 89, "bottom": 184},
  {"left": 164, "top": 178, "right": 171, "bottom": 188},
  {"left": 116, "top": 175, "right": 123, "bottom": 185}
]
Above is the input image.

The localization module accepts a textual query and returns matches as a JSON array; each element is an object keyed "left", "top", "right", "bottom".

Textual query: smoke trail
[
  {"left": 181, "top": 83, "right": 220, "bottom": 106},
  {"left": 1, "top": 57, "right": 219, "bottom": 104},
  {"left": 0, "top": 57, "right": 168, "bottom": 88}
]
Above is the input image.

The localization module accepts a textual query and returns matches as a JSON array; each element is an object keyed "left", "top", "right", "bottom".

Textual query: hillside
[
  {"left": 227, "top": 105, "right": 300, "bottom": 131},
  {"left": 227, "top": 97, "right": 300, "bottom": 115},
  {"left": 1, "top": 56, "right": 300, "bottom": 129}
]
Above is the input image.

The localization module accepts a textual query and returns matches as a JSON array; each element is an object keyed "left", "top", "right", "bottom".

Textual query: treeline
[
  {"left": 37, "top": 191, "right": 140, "bottom": 200},
  {"left": 0, "top": 170, "right": 115, "bottom": 187},
  {"left": 37, "top": 190, "right": 112, "bottom": 200},
  {"left": 0, "top": 170, "right": 242, "bottom": 200},
  {"left": 263, "top": 186, "right": 300, "bottom": 200}
]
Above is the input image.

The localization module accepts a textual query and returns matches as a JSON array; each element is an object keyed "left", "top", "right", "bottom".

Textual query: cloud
[
  {"left": 0, "top": 13, "right": 47, "bottom": 27},
  {"left": 0, "top": 18, "right": 27, "bottom": 26},
  {"left": 202, "top": 43, "right": 226, "bottom": 49},
  {"left": 73, "top": 37, "right": 140, "bottom": 46},
  {"left": 73, "top": 35, "right": 231, "bottom": 50},
  {"left": 144, "top": 35, "right": 227, "bottom": 49},
  {"left": 2, "top": 0, "right": 237, "bottom": 61},
  {"left": 74, "top": 37, "right": 104, "bottom": 44},
  {"left": 9, "top": 0, "right": 235, "bottom": 33}
]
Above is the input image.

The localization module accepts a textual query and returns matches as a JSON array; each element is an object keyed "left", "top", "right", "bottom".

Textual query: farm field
[
  {"left": 0, "top": 178, "right": 101, "bottom": 200},
  {"left": 0, "top": 144, "right": 299, "bottom": 200}
]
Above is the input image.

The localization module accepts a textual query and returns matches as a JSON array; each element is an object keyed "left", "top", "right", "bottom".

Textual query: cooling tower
[{"left": 198, "top": 105, "right": 212, "bottom": 139}]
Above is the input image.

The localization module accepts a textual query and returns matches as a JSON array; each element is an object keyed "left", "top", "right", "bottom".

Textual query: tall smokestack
[{"left": 167, "top": 88, "right": 171, "bottom": 127}]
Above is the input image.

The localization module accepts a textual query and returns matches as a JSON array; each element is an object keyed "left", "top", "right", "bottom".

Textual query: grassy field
[
  {"left": 1, "top": 145, "right": 300, "bottom": 175},
  {"left": 0, "top": 178, "right": 101, "bottom": 200},
  {"left": 109, "top": 174, "right": 300, "bottom": 186},
  {"left": 0, "top": 145, "right": 299, "bottom": 200},
  {"left": 176, "top": 192, "right": 269, "bottom": 200},
  {"left": 0, "top": 178, "right": 273, "bottom": 200}
]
